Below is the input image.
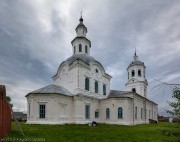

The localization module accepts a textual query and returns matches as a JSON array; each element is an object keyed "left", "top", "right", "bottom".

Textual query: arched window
[
  {"left": 118, "top": 107, "right": 123, "bottom": 118},
  {"left": 79, "top": 44, "right": 82, "bottom": 52},
  {"left": 85, "top": 45, "right": 88, "bottom": 53},
  {"left": 138, "top": 69, "right": 141, "bottom": 77},
  {"left": 103, "top": 84, "right": 106, "bottom": 95},
  {"left": 74, "top": 46, "right": 76, "bottom": 54},
  {"left": 95, "top": 81, "right": 98, "bottom": 93},
  {"left": 85, "top": 78, "right": 89, "bottom": 91},
  {"left": 132, "top": 88, "right": 136, "bottom": 93},
  {"left": 132, "top": 70, "right": 135, "bottom": 77},
  {"left": 106, "top": 108, "right": 110, "bottom": 119},
  {"left": 135, "top": 106, "right": 137, "bottom": 119}
]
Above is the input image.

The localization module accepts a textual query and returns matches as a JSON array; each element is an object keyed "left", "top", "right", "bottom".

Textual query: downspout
[
  {"left": 133, "top": 92, "right": 134, "bottom": 125},
  {"left": 144, "top": 97, "right": 146, "bottom": 124}
]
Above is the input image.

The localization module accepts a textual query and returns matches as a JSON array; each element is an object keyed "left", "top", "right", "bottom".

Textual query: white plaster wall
[
  {"left": 54, "top": 64, "right": 79, "bottom": 94},
  {"left": 128, "top": 66, "right": 146, "bottom": 81},
  {"left": 99, "top": 98, "right": 133, "bottom": 125},
  {"left": 133, "top": 94, "right": 158, "bottom": 124},
  {"left": 72, "top": 39, "right": 90, "bottom": 55},
  {"left": 76, "top": 27, "right": 86, "bottom": 37},
  {"left": 27, "top": 94, "right": 74, "bottom": 124},
  {"left": 77, "top": 63, "right": 110, "bottom": 99},
  {"left": 26, "top": 93, "right": 157, "bottom": 125},
  {"left": 126, "top": 64, "right": 147, "bottom": 97},
  {"left": 73, "top": 96, "right": 100, "bottom": 123},
  {"left": 126, "top": 82, "right": 147, "bottom": 97}
]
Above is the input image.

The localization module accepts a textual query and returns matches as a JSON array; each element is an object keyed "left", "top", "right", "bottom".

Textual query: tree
[
  {"left": 6, "top": 96, "right": 11, "bottom": 103},
  {"left": 167, "top": 87, "right": 180, "bottom": 118}
]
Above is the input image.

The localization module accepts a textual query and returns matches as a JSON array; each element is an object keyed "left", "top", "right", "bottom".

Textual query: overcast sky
[{"left": 0, "top": 0, "right": 180, "bottom": 116}]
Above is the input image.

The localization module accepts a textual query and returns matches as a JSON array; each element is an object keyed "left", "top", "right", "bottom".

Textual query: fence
[{"left": 0, "top": 85, "right": 11, "bottom": 141}]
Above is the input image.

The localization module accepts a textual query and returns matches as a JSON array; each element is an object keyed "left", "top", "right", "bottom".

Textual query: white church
[{"left": 26, "top": 16, "right": 158, "bottom": 125}]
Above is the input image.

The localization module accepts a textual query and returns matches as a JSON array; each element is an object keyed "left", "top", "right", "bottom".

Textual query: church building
[{"left": 26, "top": 16, "right": 157, "bottom": 125}]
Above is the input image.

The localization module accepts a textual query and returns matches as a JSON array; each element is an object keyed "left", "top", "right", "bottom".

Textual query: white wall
[
  {"left": 26, "top": 93, "right": 157, "bottom": 125},
  {"left": 27, "top": 94, "right": 74, "bottom": 124},
  {"left": 54, "top": 60, "right": 111, "bottom": 99}
]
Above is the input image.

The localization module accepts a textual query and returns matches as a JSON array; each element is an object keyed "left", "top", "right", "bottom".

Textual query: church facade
[{"left": 26, "top": 17, "right": 157, "bottom": 125}]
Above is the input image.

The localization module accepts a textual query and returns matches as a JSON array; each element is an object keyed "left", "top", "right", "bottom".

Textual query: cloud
[{"left": 0, "top": 0, "right": 180, "bottom": 116}]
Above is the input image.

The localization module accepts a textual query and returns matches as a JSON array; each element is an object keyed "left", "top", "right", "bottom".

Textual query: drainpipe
[{"left": 133, "top": 92, "right": 134, "bottom": 125}]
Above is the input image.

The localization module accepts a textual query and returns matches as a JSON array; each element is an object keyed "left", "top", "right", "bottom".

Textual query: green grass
[{"left": 4, "top": 122, "right": 180, "bottom": 142}]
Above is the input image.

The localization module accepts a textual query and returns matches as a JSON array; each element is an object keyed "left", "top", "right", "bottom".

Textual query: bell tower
[
  {"left": 125, "top": 50, "right": 148, "bottom": 98},
  {"left": 71, "top": 15, "right": 91, "bottom": 55}
]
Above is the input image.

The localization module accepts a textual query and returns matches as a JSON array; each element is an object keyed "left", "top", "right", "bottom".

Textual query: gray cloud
[{"left": 0, "top": 0, "right": 180, "bottom": 116}]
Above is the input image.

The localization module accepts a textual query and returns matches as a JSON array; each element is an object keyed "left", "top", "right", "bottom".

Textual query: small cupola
[
  {"left": 75, "top": 16, "right": 87, "bottom": 37},
  {"left": 71, "top": 15, "right": 91, "bottom": 56}
]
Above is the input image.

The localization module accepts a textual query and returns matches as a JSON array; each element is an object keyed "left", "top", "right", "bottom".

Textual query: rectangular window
[
  {"left": 39, "top": 104, "right": 46, "bottom": 119},
  {"left": 95, "top": 110, "right": 99, "bottom": 118},
  {"left": 28, "top": 103, "right": 30, "bottom": 117},
  {"left": 79, "top": 44, "right": 82, "bottom": 52},
  {"left": 85, "top": 78, "right": 90, "bottom": 91},
  {"left": 95, "top": 81, "right": 98, "bottom": 93},
  {"left": 135, "top": 106, "right": 137, "bottom": 119},
  {"left": 85, "top": 45, "right": 88, "bottom": 53},
  {"left": 141, "top": 108, "right": 143, "bottom": 119},
  {"left": 85, "top": 105, "right": 90, "bottom": 119},
  {"left": 106, "top": 108, "right": 110, "bottom": 119},
  {"left": 103, "top": 84, "right": 106, "bottom": 95}
]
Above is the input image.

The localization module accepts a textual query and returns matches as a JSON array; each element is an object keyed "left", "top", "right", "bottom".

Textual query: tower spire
[
  {"left": 79, "top": 11, "right": 83, "bottom": 23},
  {"left": 80, "top": 11, "right": 83, "bottom": 18},
  {"left": 133, "top": 47, "right": 138, "bottom": 61}
]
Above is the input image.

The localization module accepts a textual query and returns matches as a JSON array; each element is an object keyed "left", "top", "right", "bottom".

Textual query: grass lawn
[{"left": 4, "top": 122, "right": 180, "bottom": 142}]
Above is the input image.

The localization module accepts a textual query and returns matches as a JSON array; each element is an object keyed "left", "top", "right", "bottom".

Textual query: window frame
[
  {"left": 85, "top": 105, "right": 90, "bottom": 119},
  {"left": 95, "top": 81, "right": 98, "bottom": 93},
  {"left": 39, "top": 104, "right": 46, "bottom": 119},
  {"left": 28, "top": 103, "right": 30, "bottom": 117},
  {"left": 103, "top": 84, "right": 106, "bottom": 95},
  {"left": 85, "top": 77, "right": 90, "bottom": 91},
  {"left": 95, "top": 109, "right": 99, "bottom": 118},
  {"left": 135, "top": 106, "right": 137, "bottom": 119},
  {"left": 106, "top": 108, "right": 110, "bottom": 119},
  {"left": 85, "top": 45, "right": 88, "bottom": 53},
  {"left": 132, "top": 70, "right": 135, "bottom": 77},
  {"left": 79, "top": 44, "right": 82, "bottom": 52},
  {"left": 141, "top": 108, "right": 143, "bottom": 119},
  {"left": 118, "top": 107, "right": 123, "bottom": 119}
]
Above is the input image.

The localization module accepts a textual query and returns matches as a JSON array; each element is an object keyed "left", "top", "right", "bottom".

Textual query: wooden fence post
[{"left": 0, "top": 85, "right": 11, "bottom": 141}]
